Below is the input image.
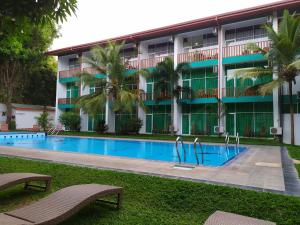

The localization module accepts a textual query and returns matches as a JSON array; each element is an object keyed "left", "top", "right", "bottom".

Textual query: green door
[
  {"left": 182, "top": 80, "right": 190, "bottom": 99},
  {"left": 146, "top": 114, "right": 152, "bottom": 133},
  {"left": 146, "top": 83, "right": 153, "bottom": 100},
  {"left": 182, "top": 114, "right": 190, "bottom": 135},
  {"left": 226, "top": 113, "right": 235, "bottom": 136}
]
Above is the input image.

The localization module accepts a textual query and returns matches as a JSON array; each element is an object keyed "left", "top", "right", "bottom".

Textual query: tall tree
[
  {"left": 234, "top": 10, "right": 300, "bottom": 145},
  {"left": 79, "top": 42, "right": 144, "bottom": 117},
  {"left": 142, "top": 57, "right": 189, "bottom": 133}
]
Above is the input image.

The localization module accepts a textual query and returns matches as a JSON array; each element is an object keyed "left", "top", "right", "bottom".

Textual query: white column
[
  {"left": 173, "top": 35, "right": 183, "bottom": 134},
  {"left": 272, "top": 10, "right": 280, "bottom": 128},
  {"left": 218, "top": 26, "right": 226, "bottom": 130},
  {"left": 105, "top": 77, "right": 115, "bottom": 133},
  {"left": 138, "top": 42, "right": 148, "bottom": 133}
]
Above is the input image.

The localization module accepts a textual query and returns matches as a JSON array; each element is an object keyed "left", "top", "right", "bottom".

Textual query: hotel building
[{"left": 48, "top": 0, "right": 300, "bottom": 143}]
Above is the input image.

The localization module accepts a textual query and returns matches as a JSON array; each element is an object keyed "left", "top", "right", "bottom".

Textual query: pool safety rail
[
  {"left": 48, "top": 126, "right": 63, "bottom": 135},
  {"left": 0, "top": 132, "right": 46, "bottom": 139},
  {"left": 194, "top": 137, "right": 204, "bottom": 165},
  {"left": 225, "top": 133, "right": 230, "bottom": 147},
  {"left": 175, "top": 136, "right": 187, "bottom": 164}
]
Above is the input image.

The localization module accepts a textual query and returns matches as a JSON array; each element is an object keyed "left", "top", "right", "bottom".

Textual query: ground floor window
[
  {"left": 181, "top": 104, "right": 218, "bottom": 135},
  {"left": 88, "top": 113, "right": 105, "bottom": 132},
  {"left": 146, "top": 105, "right": 171, "bottom": 134},
  {"left": 225, "top": 102, "right": 273, "bottom": 137}
]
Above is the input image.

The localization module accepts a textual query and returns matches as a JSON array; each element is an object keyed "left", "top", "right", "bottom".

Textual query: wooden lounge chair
[
  {"left": 0, "top": 173, "right": 52, "bottom": 192},
  {"left": 0, "top": 184, "right": 123, "bottom": 225},
  {"left": 204, "top": 211, "right": 276, "bottom": 225}
]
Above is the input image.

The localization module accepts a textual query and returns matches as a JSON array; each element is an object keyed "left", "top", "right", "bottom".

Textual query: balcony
[
  {"left": 59, "top": 68, "right": 81, "bottom": 83},
  {"left": 179, "top": 88, "right": 219, "bottom": 104},
  {"left": 222, "top": 40, "right": 270, "bottom": 64},
  {"left": 140, "top": 55, "right": 173, "bottom": 69},
  {"left": 177, "top": 48, "right": 219, "bottom": 64},
  {"left": 123, "top": 59, "right": 139, "bottom": 70},
  {"left": 222, "top": 87, "right": 272, "bottom": 103},
  {"left": 58, "top": 98, "right": 78, "bottom": 109},
  {"left": 140, "top": 91, "right": 172, "bottom": 105}
]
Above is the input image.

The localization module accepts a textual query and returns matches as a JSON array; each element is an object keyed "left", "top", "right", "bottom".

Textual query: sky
[{"left": 51, "top": 0, "right": 279, "bottom": 50}]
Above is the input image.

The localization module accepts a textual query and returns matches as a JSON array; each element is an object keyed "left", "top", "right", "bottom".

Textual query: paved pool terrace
[{"left": 0, "top": 136, "right": 298, "bottom": 196}]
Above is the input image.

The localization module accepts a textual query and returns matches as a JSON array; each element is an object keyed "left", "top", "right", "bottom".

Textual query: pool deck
[{"left": 0, "top": 140, "right": 288, "bottom": 194}]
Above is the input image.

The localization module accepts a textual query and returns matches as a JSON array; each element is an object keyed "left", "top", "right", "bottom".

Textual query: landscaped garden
[{"left": 0, "top": 156, "right": 300, "bottom": 225}]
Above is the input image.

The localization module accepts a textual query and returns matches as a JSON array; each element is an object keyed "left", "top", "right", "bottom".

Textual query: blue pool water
[{"left": 0, "top": 136, "right": 246, "bottom": 166}]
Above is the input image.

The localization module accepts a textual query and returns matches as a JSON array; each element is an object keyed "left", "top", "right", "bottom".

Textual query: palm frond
[
  {"left": 233, "top": 67, "right": 272, "bottom": 80},
  {"left": 258, "top": 79, "right": 282, "bottom": 96}
]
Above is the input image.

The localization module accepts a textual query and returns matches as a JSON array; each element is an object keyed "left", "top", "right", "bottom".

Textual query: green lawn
[
  {"left": 58, "top": 131, "right": 280, "bottom": 146},
  {"left": 0, "top": 156, "right": 299, "bottom": 225},
  {"left": 286, "top": 145, "right": 300, "bottom": 178}
]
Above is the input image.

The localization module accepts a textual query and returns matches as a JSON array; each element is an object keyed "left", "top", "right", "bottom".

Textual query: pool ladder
[
  {"left": 225, "top": 132, "right": 240, "bottom": 148},
  {"left": 175, "top": 136, "right": 204, "bottom": 165},
  {"left": 193, "top": 137, "right": 204, "bottom": 165},
  {"left": 48, "top": 127, "right": 62, "bottom": 135},
  {"left": 175, "top": 136, "right": 187, "bottom": 164}
]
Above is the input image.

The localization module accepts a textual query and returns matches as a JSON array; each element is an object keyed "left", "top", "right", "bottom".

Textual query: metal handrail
[
  {"left": 193, "top": 137, "right": 204, "bottom": 165},
  {"left": 235, "top": 132, "right": 240, "bottom": 148},
  {"left": 175, "top": 136, "right": 187, "bottom": 164},
  {"left": 225, "top": 133, "right": 230, "bottom": 146}
]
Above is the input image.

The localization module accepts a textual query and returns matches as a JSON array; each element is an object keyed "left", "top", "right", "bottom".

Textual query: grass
[
  {"left": 286, "top": 145, "right": 300, "bottom": 178},
  {"left": 0, "top": 156, "right": 299, "bottom": 225},
  {"left": 58, "top": 131, "right": 280, "bottom": 146}
]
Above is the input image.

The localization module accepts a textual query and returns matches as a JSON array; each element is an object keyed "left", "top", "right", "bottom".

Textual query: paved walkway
[{"left": 0, "top": 144, "right": 286, "bottom": 193}]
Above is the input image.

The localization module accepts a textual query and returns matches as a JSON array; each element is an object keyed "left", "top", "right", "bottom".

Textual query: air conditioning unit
[
  {"left": 270, "top": 127, "right": 282, "bottom": 135},
  {"left": 214, "top": 126, "right": 224, "bottom": 134}
]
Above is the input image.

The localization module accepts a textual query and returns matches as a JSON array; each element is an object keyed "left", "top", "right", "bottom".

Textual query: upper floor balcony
[
  {"left": 57, "top": 97, "right": 78, "bottom": 109},
  {"left": 140, "top": 91, "right": 172, "bottom": 105},
  {"left": 222, "top": 87, "right": 272, "bottom": 103},
  {"left": 177, "top": 48, "right": 219, "bottom": 65},
  {"left": 222, "top": 40, "right": 270, "bottom": 64},
  {"left": 140, "top": 55, "right": 174, "bottom": 69},
  {"left": 59, "top": 68, "right": 81, "bottom": 83}
]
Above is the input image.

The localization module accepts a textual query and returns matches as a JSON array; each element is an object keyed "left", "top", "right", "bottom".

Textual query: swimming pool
[{"left": 0, "top": 136, "right": 246, "bottom": 166}]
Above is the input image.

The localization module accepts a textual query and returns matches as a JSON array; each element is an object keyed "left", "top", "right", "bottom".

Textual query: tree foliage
[
  {"left": 79, "top": 41, "right": 144, "bottom": 116},
  {"left": 233, "top": 10, "right": 300, "bottom": 144}
]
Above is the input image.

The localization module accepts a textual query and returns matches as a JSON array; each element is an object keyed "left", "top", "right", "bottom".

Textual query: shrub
[
  {"left": 35, "top": 111, "right": 52, "bottom": 131},
  {"left": 117, "top": 117, "right": 143, "bottom": 134},
  {"left": 59, "top": 111, "right": 80, "bottom": 131},
  {"left": 95, "top": 120, "right": 108, "bottom": 134}
]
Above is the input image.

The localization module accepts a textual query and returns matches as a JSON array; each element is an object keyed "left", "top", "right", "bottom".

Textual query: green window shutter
[{"left": 146, "top": 114, "right": 152, "bottom": 133}]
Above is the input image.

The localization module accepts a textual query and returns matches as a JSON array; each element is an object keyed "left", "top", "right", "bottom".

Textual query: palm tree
[
  {"left": 78, "top": 41, "right": 144, "bottom": 127},
  {"left": 142, "top": 57, "right": 190, "bottom": 133},
  {"left": 234, "top": 10, "right": 300, "bottom": 145}
]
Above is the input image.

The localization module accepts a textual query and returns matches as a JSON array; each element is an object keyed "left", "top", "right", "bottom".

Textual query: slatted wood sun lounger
[
  {"left": 0, "top": 173, "right": 52, "bottom": 192},
  {"left": 0, "top": 184, "right": 123, "bottom": 225},
  {"left": 204, "top": 211, "right": 276, "bottom": 225}
]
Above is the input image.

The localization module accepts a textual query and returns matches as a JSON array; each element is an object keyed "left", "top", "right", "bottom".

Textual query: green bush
[
  {"left": 95, "top": 120, "right": 108, "bottom": 134},
  {"left": 117, "top": 117, "right": 143, "bottom": 134},
  {"left": 59, "top": 111, "right": 80, "bottom": 131},
  {"left": 35, "top": 111, "right": 52, "bottom": 131}
]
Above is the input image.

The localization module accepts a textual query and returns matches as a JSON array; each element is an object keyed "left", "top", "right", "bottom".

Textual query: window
[
  {"left": 225, "top": 24, "right": 267, "bottom": 43},
  {"left": 183, "top": 33, "right": 218, "bottom": 49},
  {"left": 147, "top": 42, "right": 174, "bottom": 55},
  {"left": 121, "top": 47, "right": 137, "bottom": 59},
  {"left": 69, "top": 58, "right": 80, "bottom": 70}
]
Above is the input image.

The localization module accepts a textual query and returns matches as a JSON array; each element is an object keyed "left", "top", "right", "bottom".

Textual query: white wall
[
  {"left": 283, "top": 114, "right": 300, "bottom": 146},
  {"left": 15, "top": 110, "right": 55, "bottom": 129}
]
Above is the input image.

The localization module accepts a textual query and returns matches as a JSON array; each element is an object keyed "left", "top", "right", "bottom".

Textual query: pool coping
[{"left": 0, "top": 143, "right": 287, "bottom": 195}]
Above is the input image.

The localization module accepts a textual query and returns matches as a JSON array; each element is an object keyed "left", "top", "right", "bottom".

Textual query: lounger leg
[
  {"left": 45, "top": 179, "right": 52, "bottom": 192},
  {"left": 117, "top": 193, "right": 122, "bottom": 209},
  {"left": 24, "top": 182, "right": 29, "bottom": 190}
]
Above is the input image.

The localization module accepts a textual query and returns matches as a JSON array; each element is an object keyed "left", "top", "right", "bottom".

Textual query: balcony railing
[
  {"left": 140, "top": 55, "right": 173, "bottom": 69},
  {"left": 177, "top": 48, "right": 219, "bottom": 63},
  {"left": 223, "top": 40, "right": 270, "bottom": 58},
  {"left": 58, "top": 98, "right": 78, "bottom": 105},
  {"left": 180, "top": 88, "right": 218, "bottom": 99},
  {"left": 82, "top": 67, "right": 101, "bottom": 75},
  {"left": 140, "top": 92, "right": 172, "bottom": 101},
  {"left": 59, "top": 68, "right": 81, "bottom": 79},
  {"left": 222, "top": 87, "right": 264, "bottom": 97},
  {"left": 123, "top": 59, "right": 139, "bottom": 70}
]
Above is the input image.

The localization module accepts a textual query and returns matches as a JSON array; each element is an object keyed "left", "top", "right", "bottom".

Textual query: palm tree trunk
[{"left": 288, "top": 81, "right": 295, "bottom": 145}]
